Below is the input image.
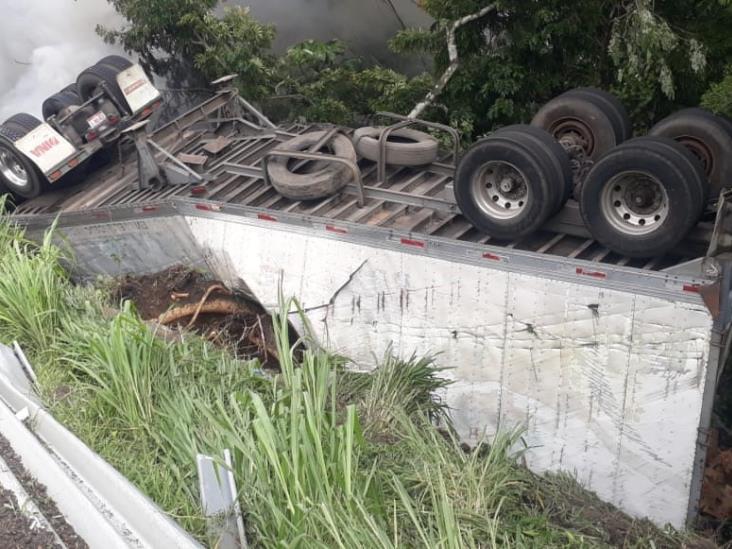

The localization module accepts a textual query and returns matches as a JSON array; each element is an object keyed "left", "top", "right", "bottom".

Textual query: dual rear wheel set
[
  {"left": 455, "top": 89, "right": 732, "bottom": 258},
  {"left": 0, "top": 55, "right": 134, "bottom": 200}
]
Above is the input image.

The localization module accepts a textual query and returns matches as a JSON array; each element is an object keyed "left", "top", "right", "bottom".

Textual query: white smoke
[{"left": 0, "top": 0, "right": 125, "bottom": 121}]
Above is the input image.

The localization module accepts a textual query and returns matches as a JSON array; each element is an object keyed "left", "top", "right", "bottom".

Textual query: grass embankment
[{"left": 0, "top": 205, "right": 699, "bottom": 547}]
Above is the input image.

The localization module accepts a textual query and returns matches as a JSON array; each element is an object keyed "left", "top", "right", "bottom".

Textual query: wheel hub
[
  {"left": 601, "top": 171, "right": 669, "bottom": 235},
  {"left": 551, "top": 117, "right": 595, "bottom": 157},
  {"left": 499, "top": 177, "right": 515, "bottom": 193},
  {"left": 0, "top": 146, "right": 29, "bottom": 189},
  {"left": 471, "top": 161, "right": 530, "bottom": 220},
  {"left": 677, "top": 135, "right": 714, "bottom": 177}
]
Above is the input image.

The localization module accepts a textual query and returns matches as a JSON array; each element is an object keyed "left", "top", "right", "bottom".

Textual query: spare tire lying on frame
[
  {"left": 267, "top": 130, "right": 357, "bottom": 201},
  {"left": 353, "top": 126, "right": 438, "bottom": 166}
]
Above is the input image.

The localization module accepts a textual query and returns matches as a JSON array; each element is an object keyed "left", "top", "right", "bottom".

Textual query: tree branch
[{"left": 408, "top": 4, "right": 496, "bottom": 119}]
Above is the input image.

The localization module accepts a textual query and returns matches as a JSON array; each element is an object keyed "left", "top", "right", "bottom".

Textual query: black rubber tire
[
  {"left": 579, "top": 138, "right": 704, "bottom": 258},
  {"left": 2, "top": 113, "right": 42, "bottom": 135},
  {"left": 61, "top": 83, "right": 79, "bottom": 95},
  {"left": 649, "top": 108, "right": 732, "bottom": 198},
  {"left": 495, "top": 124, "right": 573, "bottom": 212},
  {"left": 0, "top": 113, "right": 48, "bottom": 199},
  {"left": 563, "top": 88, "right": 632, "bottom": 142},
  {"left": 42, "top": 90, "right": 82, "bottom": 120},
  {"left": 353, "top": 126, "right": 439, "bottom": 166},
  {"left": 96, "top": 55, "right": 134, "bottom": 71},
  {"left": 267, "top": 130, "right": 357, "bottom": 200},
  {"left": 627, "top": 136, "right": 708, "bottom": 211},
  {"left": 77, "top": 63, "right": 130, "bottom": 114},
  {"left": 454, "top": 136, "right": 555, "bottom": 240},
  {"left": 0, "top": 141, "right": 45, "bottom": 199},
  {"left": 531, "top": 93, "right": 619, "bottom": 160}
]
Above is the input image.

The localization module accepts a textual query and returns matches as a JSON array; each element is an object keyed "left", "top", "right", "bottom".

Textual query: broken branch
[{"left": 408, "top": 4, "right": 497, "bottom": 119}]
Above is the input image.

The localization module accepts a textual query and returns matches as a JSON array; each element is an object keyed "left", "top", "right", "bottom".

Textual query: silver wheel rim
[
  {"left": 471, "top": 160, "right": 530, "bottom": 220},
  {"left": 600, "top": 171, "right": 669, "bottom": 236},
  {"left": 0, "top": 145, "right": 28, "bottom": 189}
]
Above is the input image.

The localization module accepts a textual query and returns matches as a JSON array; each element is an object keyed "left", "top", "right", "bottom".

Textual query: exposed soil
[
  {"left": 0, "top": 433, "right": 87, "bottom": 549},
  {"left": 115, "top": 266, "right": 288, "bottom": 368},
  {"left": 0, "top": 487, "right": 59, "bottom": 549}
]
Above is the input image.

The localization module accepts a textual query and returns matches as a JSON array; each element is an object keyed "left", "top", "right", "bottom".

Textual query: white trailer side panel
[{"left": 189, "top": 215, "right": 715, "bottom": 528}]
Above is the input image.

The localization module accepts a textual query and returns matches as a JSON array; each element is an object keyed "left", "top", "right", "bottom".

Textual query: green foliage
[
  {"left": 99, "top": 2, "right": 275, "bottom": 99},
  {"left": 271, "top": 41, "right": 432, "bottom": 125},
  {"left": 703, "top": 66, "right": 732, "bottom": 117},
  {"left": 99, "top": 3, "right": 430, "bottom": 122},
  {"left": 0, "top": 217, "right": 69, "bottom": 352},
  {"left": 100, "top": 0, "right": 732, "bottom": 136},
  {"left": 390, "top": 0, "right": 732, "bottom": 133}
]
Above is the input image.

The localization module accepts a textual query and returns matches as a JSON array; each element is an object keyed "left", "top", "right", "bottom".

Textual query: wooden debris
[
  {"left": 203, "top": 136, "right": 233, "bottom": 155},
  {"left": 177, "top": 153, "right": 208, "bottom": 167}
]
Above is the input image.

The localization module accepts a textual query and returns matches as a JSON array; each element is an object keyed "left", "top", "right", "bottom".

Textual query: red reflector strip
[
  {"left": 49, "top": 171, "right": 62, "bottom": 182},
  {"left": 683, "top": 284, "right": 701, "bottom": 293},
  {"left": 257, "top": 213, "right": 277, "bottom": 222},
  {"left": 482, "top": 252, "right": 505, "bottom": 262},
  {"left": 190, "top": 186, "right": 207, "bottom": 196},
  {"left": 576, "top": 267, "right": 607, "bottom": 279},
  {"left": 67, "top": 158, "right": 80, "bottom": 168},
  {"left": 141, "top": 205, "right": 158, "bottom": 213},
  {"left": 400, "top": 238, "right": 425, "bottom": 249},
  {"left": 195, "top": 203, "right": 221, "bottom": 212},
  {"left": 326, "top": 224, "right": 347, "bottom": 234}
]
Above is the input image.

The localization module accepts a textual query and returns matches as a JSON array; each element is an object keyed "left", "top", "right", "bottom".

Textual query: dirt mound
[{"left": 115, "top": 266, "right": 283, "bottom": 368}]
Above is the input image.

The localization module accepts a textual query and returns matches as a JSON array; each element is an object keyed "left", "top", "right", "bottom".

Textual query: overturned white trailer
[{"left": 10, "top": 87, "right": 731, "bottom": 529}]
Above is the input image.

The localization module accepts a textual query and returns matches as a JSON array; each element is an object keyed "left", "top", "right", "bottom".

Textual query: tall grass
[
  {"left": 0, "top": 215, "right": 69, "bottom": 352},
  {"left": 0, "top": 207, "right": 692, "bottom": 547}
]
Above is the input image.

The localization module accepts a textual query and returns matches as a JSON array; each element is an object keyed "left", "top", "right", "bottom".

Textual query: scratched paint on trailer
[
  {"left": 50, "top": 218, "right": 207, "bottom": 278},
  {"left": 188, "top": 216, "right": 713, "bottom": 528}
]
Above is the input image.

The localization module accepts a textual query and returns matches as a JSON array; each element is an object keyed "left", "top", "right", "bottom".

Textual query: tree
[
  {"left": 98, "top": 1, "right": 276, "bottom": 100},
  {"left": 100, "top": 0, "right": 732, "bottom": 136},
  {"left": 392, "top": 0, "right": 732, "bottom": 134},
  {"left": 98, "top": 1, "right": 430, "bottom": 124}
]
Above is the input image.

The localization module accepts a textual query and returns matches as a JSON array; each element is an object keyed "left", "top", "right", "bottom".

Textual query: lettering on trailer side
[
  {"left": 123, "top": 79, "right": 145, "bottom": 96},
  {"left": 30, "top": 137, "right": 60, "bottom": 158},
  {"left": 14, "top": 123, "right": 77, "bottom": 175},
  {"left": 117, "top": 65, "right": 161, "bottom": 114}
]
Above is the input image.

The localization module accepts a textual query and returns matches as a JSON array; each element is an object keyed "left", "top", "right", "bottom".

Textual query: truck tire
[
  {"left": 626, "top": 136, "right": 707, "bottom": 212},
  {"left": 77, "top": 63, "right": 130, "bottom": 114},
  {"left": 3, "top": 113, "right": 42, "bottom": 135},
  {"left": 494, "top": 124, "right": 573, "bottom": 212},
  {"left": 579, "top": 137, "right": 704, "bottom": 258},
  {"left": 42, "top": 89, "right": 82, "bottom": 120},
  {"left": 96, "top": 55, "right": 133, "bottom": 72},
  {"left": 563, "top": 88, "right": 633, "bottom": 141},
  {"left": 649, "top": 108, "right": 732, "bottom": 198},
  {"left": 267, "top": 130, "right": 357, "bottom": 200},
  {"left": 454, "top": 135, "right": 556, "bottom": 240},
  {"left": 0, "top": 115, "right": 46, "bottom": 199},
  {"left": 61, "top": 83, "right": 79, "bottom": 95},
  {"left": 531, "top": 92, "right": 619, "bottom": 160},
  {"left": 353, "top": 126, "right": 438, "bottom": 166}
]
